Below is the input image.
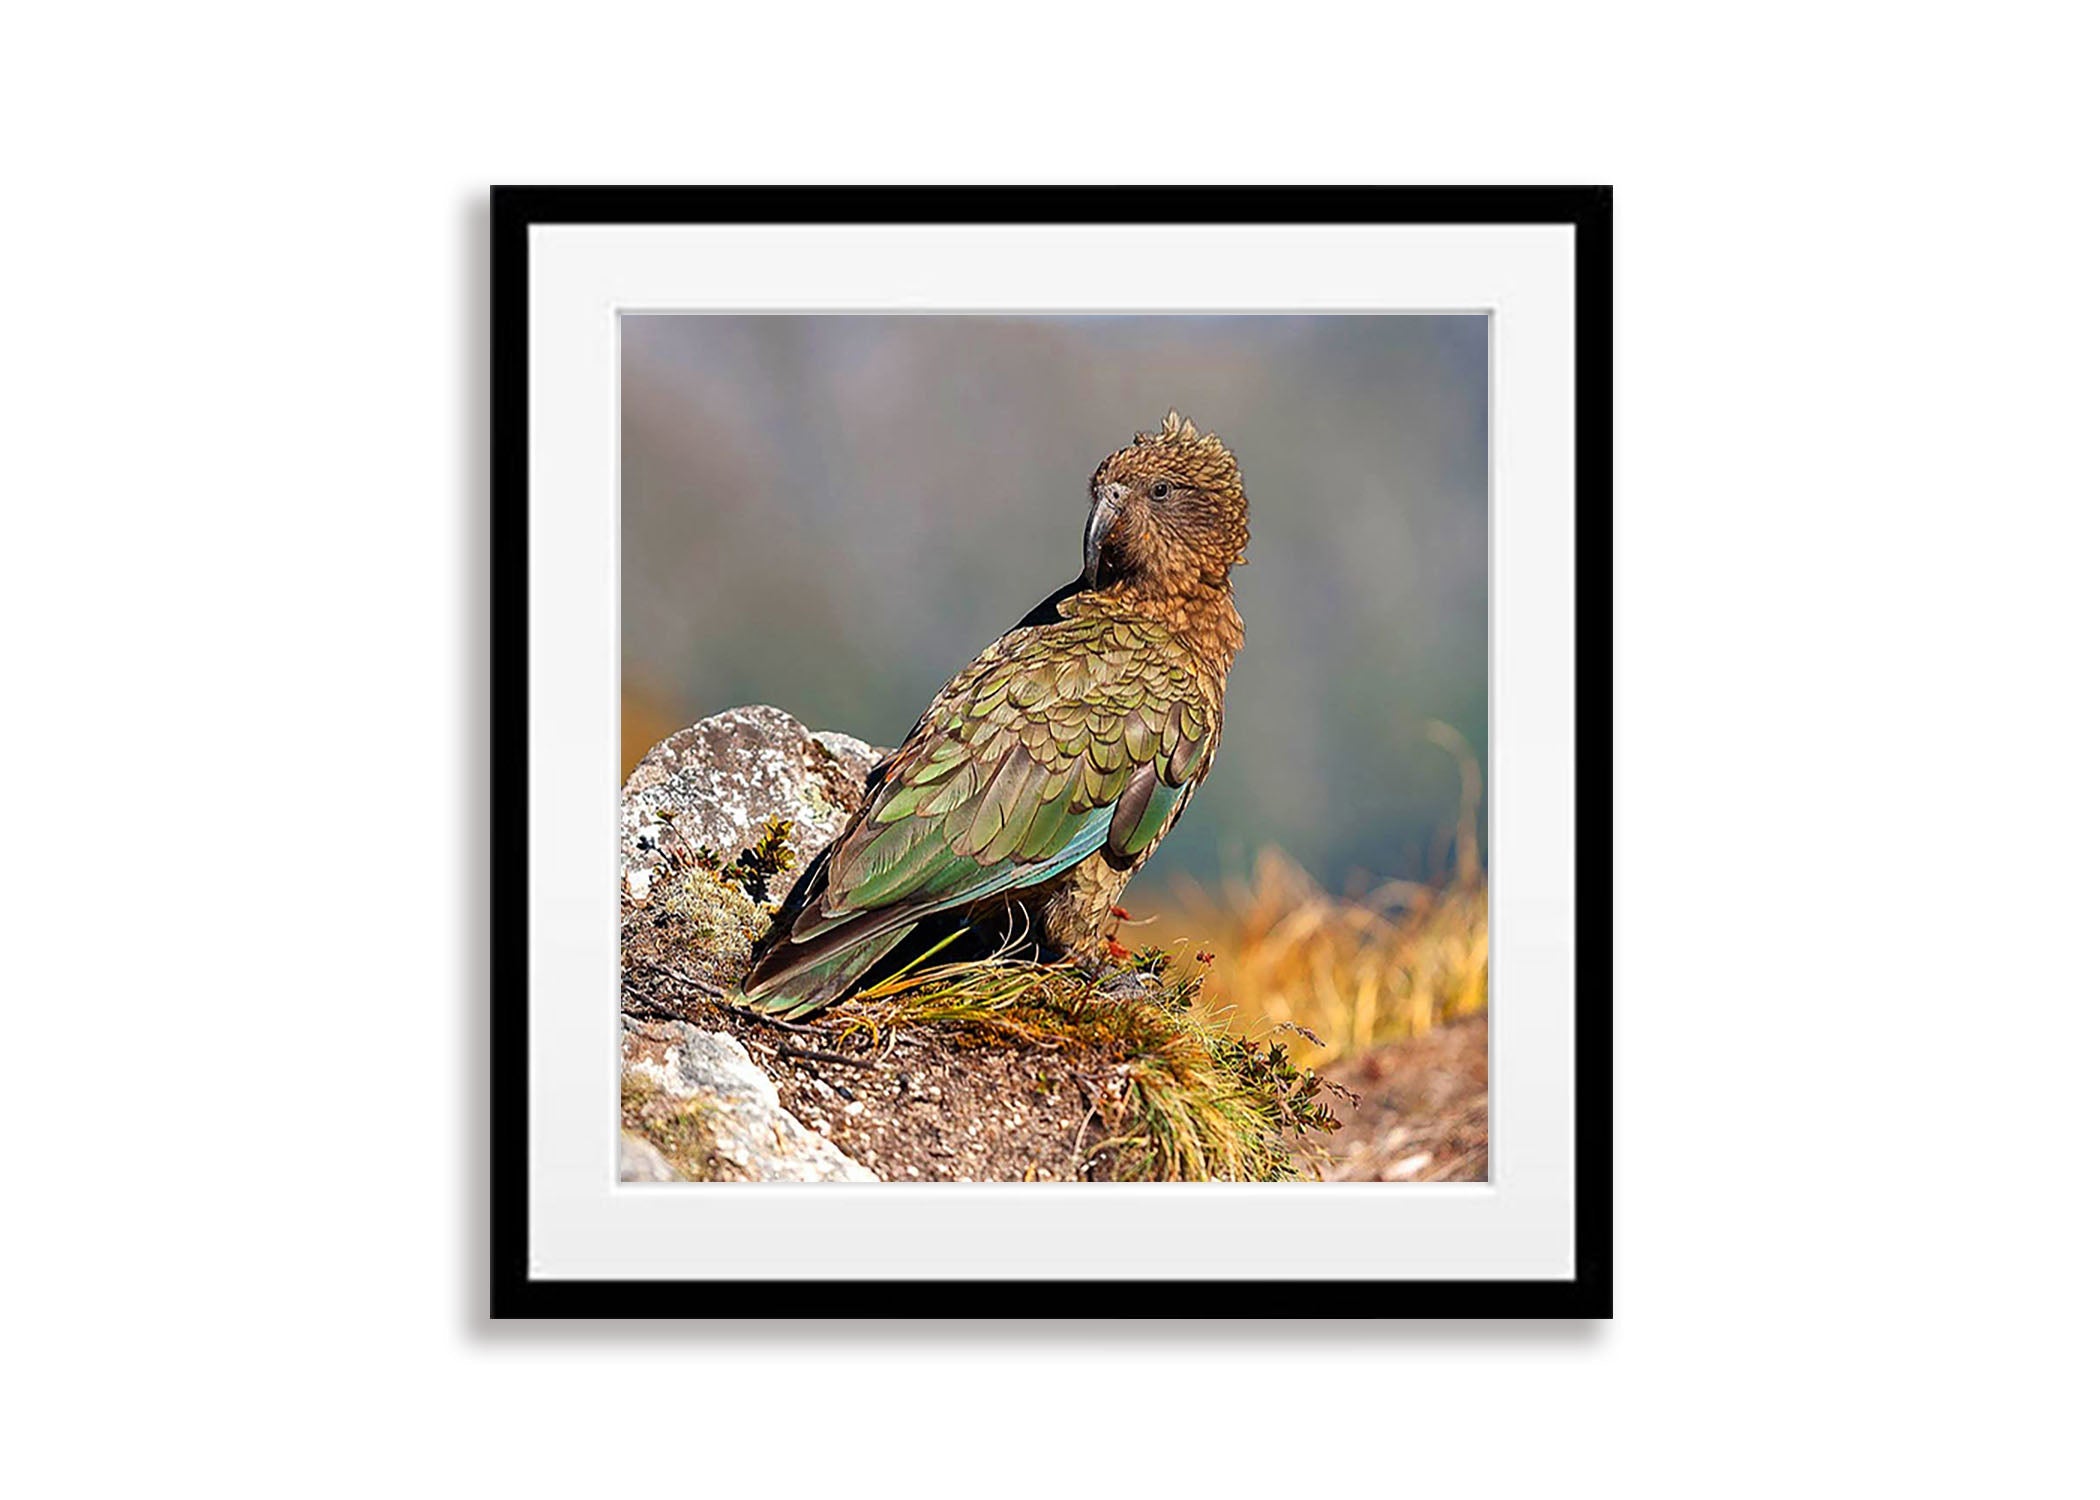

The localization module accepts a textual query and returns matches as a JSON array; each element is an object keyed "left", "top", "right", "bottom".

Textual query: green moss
[
  {"left": 621, "top": 1074, "right": 730, "bottom": 1182},
  {"left": 662, "top": 867, "right": 765, "bottom": 962}
]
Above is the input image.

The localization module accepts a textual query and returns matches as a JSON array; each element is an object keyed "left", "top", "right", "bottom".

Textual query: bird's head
[{"left": 1083, "top": 411, "right": 1250, "bottom": 597}]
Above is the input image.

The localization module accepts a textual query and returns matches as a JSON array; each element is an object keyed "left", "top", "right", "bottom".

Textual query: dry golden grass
[{"left": 1144, "top": 723, "right": 1489, "bottom": 1065}]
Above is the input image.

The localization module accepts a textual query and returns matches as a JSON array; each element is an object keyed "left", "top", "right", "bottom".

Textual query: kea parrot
[{"left": 740, "top": 412, "right": 1249, "bottom": 1018}]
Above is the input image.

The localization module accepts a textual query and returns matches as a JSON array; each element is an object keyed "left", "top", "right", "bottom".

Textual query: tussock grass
[
  {"left": 1156, "top": 724, "right": 1489, "bottom": 1064},
  {"left": 848, "top": 951, "right": 1339, "bottom": 1182},
  {"left": 1162, "top": 857, "right": 1487, "bottom": 1064}
]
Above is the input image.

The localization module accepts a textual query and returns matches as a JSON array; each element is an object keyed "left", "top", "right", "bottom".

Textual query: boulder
[
  {"left": 619, "top": 705, "right": 890, "bottom": 1180},
  {"left": 617, "top": 1131, "right": 679, "bottom": 1183},
  {"left": 620, "top": 704, "right": 889, "bottom": 999},
  {"left": 619, "top": 704, "right": 882, "bottom": 907},
  {"left": 621, "top": 1018, "right": 877, "bottom": 1183}
]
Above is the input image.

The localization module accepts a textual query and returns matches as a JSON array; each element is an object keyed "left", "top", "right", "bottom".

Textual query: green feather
[
  {"left": 847, "top": 824, "right": 960, "bottom": 909},
  {"left": 909, "top": 743, "right": 968, "bottom": 783},
  {"left": 1111, "top": 759, "right": 1184, "bottom": 858},
  {"left": 873, "top": 782, "right": 931, "bottom": 822},
  {"left": 745, "top": 926, "right": 913, "bottom": 1017},
  {"left": 1016, "top": 799, "right": 1074, "bottom": 861},
  {"left": 742, "top": 590, "right": 1223, "bottom": 1016},
  {"left": 917, "top": 767, "right": 977, "bottom": 816}
]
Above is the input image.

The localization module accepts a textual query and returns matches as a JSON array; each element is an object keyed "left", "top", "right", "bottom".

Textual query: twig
[
  {"left": 775, "top": 1042, "right": 877, "bottom": 1071},
  {"left": 632, "top": 955, "right": 726, "bottom": 996},
  {"left": 618, "top": 978, "right": 691, "bottom": 1024},
  {"left": 1068, "top": 1099, "right": 1101, "bottom": 1177},
  {"left": 625, "top": 955, "right": 854, "bottom": 1036},
  {"left": 727, "top": 1007, "right": 834, "bottom": 1035}
]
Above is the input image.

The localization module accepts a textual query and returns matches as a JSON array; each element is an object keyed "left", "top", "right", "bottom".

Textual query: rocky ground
[
  {"left": 1298, "top": 1013, "right": 1488, "bottom": 1181},
  {"left": 617, "top": 704, "right": 1486, "bottom": 1184},
  {"left": 618, "top": 705, "right": 1160, "bottom": 1181},
  {"left": 621, "top": 1006, "right": 1128, "bottom": 1182}
]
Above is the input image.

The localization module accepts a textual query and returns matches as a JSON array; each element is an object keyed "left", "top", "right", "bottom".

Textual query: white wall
[{"left": 3, "top": 5, "right": 2093, "bottom": 1495}]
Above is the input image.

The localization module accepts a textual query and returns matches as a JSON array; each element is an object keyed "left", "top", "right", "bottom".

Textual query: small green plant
[
  {"left": 731, "top": 816, "right": 797, "bottom": 903},
  {"left": 654, "top": 812, "right": 796, "bottom": 902}
]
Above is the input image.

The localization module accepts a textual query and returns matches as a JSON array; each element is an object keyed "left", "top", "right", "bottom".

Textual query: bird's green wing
[{"left": 740, "top": 610, "right": 1214, "bottom": 1014}]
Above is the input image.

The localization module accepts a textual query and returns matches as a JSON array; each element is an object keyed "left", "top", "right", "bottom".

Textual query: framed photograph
[{"left": 492, "top": 186, "right": 1611, "bottom": 1316}]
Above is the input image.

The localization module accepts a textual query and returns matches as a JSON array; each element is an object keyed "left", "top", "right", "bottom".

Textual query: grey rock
[
  {"left": 619, "top": 704, "right": 883, "bottom": 906},
  {"left": 621, "top": 1019, "right": 877, "bottom": 1183},
  {"left": 617, "top": 705, "right": 888, "bottom": 1181},
  {"left": 618, "top": 1132, "right": 679, "bottom": 1182}
]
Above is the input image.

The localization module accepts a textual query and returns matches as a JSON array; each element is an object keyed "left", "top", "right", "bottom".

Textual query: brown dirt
[
  {"left": 746, "top": 1017, "right": 1113, "bottom": 1182},
  {"left": 1297, "top": 1012, "right": 1488, "bottom": 1181},
  {"left": 624, "top": 911, "right": 1129, "bottom": 1180}
]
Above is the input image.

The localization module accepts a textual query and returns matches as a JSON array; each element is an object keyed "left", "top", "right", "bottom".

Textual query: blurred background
[
  {"left": 623, "top": 314, "right": 1487, "bottom": 889},
  {"left": 623, "top": 317, "right": 1490, "bottom": 1148}
]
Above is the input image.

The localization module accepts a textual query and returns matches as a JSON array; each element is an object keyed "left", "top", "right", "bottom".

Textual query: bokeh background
[{"left": 622, "top": 314, "right": 1488, "bottom": 901}]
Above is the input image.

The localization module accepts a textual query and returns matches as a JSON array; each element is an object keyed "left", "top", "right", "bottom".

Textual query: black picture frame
[{"left": 491, "top": 185, "right": 1612, "bottom": 1319}]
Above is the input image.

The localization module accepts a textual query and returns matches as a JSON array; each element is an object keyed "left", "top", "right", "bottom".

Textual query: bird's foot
[{"left": 1077, "top": 944, "right": 1164, "bottom": 1001}]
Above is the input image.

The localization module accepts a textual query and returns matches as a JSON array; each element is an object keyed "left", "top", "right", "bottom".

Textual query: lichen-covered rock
[
  {"left": 621, "top": 1019, "right": 877, "bottom": 1183},
  {"left": 620, "top": 704, "right": 882, "bottom": 907},
  {"left": 618, "top": 1131, "right": 679, "bottom": 1183}
]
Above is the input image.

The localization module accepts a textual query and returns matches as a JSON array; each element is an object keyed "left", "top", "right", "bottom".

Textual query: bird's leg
[
  {"left": 1073, "top": 924, "right": 1166, "bottom": 1002},
  {"left": 1101, "top": 904, "right": 1135, "bottom": 962},
  {"left": 1071, "top": 949, "right": 1116, "bottom": 983}
]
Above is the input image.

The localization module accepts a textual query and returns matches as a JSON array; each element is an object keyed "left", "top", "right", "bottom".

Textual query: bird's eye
[{"left": 1149, "top": 479, "right": 1172, "bottom": 501}]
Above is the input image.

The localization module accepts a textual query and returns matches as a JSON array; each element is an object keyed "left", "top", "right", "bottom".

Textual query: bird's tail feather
[{"left": 738, "top": 923, "right": 915, "bottom": 1020}]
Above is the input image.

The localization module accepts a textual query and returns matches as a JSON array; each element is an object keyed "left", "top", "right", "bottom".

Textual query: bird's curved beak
[{"left": 1084, "top": 485, "right": 1123, "bottom": 587}]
